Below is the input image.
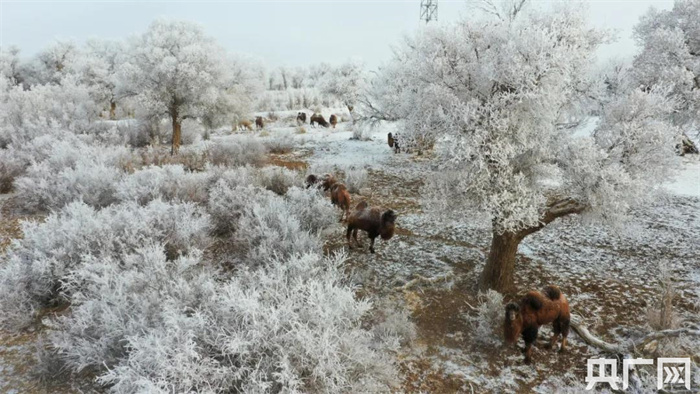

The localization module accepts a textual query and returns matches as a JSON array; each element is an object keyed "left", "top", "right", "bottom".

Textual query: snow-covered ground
[
  {"left": 252, "top": 117, "right": 700, "bottom": 392},
  {"left": 666, "top": 158, "right": 700, "bottom": 198}
]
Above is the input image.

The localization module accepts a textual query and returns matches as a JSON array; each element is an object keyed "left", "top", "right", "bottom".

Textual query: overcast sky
[{"left": 0, "top": 0, "right": 675, "bottom": 69}]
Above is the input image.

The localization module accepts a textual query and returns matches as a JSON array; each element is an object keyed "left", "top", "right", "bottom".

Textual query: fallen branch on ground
[{"left": 570, "top": 314, "right": 700, "bottom": 354}]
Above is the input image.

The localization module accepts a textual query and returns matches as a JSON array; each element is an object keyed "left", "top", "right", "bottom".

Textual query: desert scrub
[
  {"left": 0, "top": 200, "right": 211, "bottom": 329},
  {"left": 342, "top": 166, "right": 368, "bottom": 194}
]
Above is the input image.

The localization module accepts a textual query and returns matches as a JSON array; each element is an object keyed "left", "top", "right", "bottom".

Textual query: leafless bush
[
  {"left": 646, "top": 262, "right": 680, "bottom": 331},
  {"left": 467, "top": 290, "right": 504, "bottom": 345},
  {"left": 257, "top": 166, "right": 302, "bottom": 195},
  {"left": 342, "top": 166, "right": 368, "bottom": 194}
]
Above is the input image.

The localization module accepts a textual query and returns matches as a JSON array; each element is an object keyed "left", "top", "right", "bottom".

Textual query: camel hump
[
  {"left": 523, "top": 291, "right": 544, "bottom": 310},
  {"left": 355, "top": 201, "right": 369, "bottom": 211},
  {"left": 543, "top": 285, "right": 562, "bottom": 301}
]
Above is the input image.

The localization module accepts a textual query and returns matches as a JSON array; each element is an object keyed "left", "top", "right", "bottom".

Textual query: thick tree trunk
[
  {"left": 479, "top": 230, "right": 521, "bottom": 293},
  {"left": 109, "top": 100, "right": 117, "bottom": 120},
  {"left": 478, "top": 198, "right": 587, "bottom": 293},
  {"left": 171, "top": 110, "right": 181, "bottom": 155}
]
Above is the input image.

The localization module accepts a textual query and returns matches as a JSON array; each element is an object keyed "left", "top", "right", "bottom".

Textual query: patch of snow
[{"left": 665, "top": 158, "right": 700, "bottom": 198}]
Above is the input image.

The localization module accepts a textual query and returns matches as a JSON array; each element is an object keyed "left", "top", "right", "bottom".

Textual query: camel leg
[
  {"left": 522, "top": 327, "right": 538, "bottom": 364},
  {"left": 560, "top": 319, "right": 570, "bottom": 353},
  {"left": 547, "top": 333, "right": 560, "bottom": 350},
  {"left": 353, "top": 229, "right": 362, "bottom": 247},
  {"left": 369, "top": 237, "right": 376, "bottom": 254},
  {"left": 346, "top": 226, "right": 354, "bottom": 249}
]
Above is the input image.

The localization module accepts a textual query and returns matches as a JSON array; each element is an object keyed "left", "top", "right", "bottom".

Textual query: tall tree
[
  {"left": 320, "top": 60, "right": 366, "bottom": 120},
  {"left": 79, "top": 39, "right": 125, "bottom": 119},
  {"left": 632, "top": 0, "right": 700, "bottom": 153},
  {"left": 382, "top": 3, "right": 679, "bottom": 292},
  {"left": 23, "top": 40, "right": 79, "bottom": 87},
  {"left": 118, "top": 20, "right": 238, "bottom": 154}
]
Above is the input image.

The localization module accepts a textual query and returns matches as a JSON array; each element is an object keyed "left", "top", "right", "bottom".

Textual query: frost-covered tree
[
  {"left": 118, "top": 20, "right": 244, "bottom": 154},
  {"left": 632, "top": 0, "right": 700, "bottom": 150},
  {"left": 386, "top": 3, "right": 680, "bottom": 292},
  {"left": 79, "top": 38, "right": 125, "bottom": 119},
  {"left": 306, "top": 62, "right": 332, "bottom": 88},
  {"left": 23, "top": 40, "right": 80, "bottom": 86},
  {"left": 633, "top": 0, "right": 700, "bottom": 118},
  {"left": 201, "top": 55, "right": 264, "bottom": 131},
  {"left": 320, "top": 60, "right": 366, "bottom": 119},
  {"left": 0, "top": 45, "right": 25, "bottom": 88},
  {"left": 290, "top": 66, "right": 306, "bottom": 89}
]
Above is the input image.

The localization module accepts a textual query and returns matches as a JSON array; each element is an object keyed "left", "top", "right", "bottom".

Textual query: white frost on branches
[
  {"left": 632, "top": 0, "right": 700, "bottom": 128},
  {"left": 381, "top": 4, "right": 679, "bottom": 233}
]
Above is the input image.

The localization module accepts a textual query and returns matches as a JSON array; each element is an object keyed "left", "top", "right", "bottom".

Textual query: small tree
[
  {"left": 77, "top": 39, "right": 125, "bottom": 120},
  {"left": 320, "top": 60, "right": 366, "bottom": 121},
  {"left": 22, "top": 40, "right": 79, "bottom": 87},
  {"left": 384, "top": 3, "right": 679, "bottom": 292},
  {"left": 0, "top": 46, "right": 25, "bottom": 88},
  {"left": 118, "top": 20, "right": 239, "bottom": 154}
]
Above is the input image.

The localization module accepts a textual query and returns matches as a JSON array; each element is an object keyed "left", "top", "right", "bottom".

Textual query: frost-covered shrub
[
  {"left": 87, "top": 119, "right": 151, "bottom": 148},
  {"left": 45, "top": 251, "right": 400, "bottom": 393},
  {"left": 263, "top": 134, "right": 296, "bottom": 154},
  {"left": 197, "top": 253, "right": 399, "bottom": 393},
  {"left": 257, "top": 166, "right": 301, "bottom": 195},
  {"left": 13, "top": 139, "right": 133, "bottom": 212},
  {"left": 369, "top": 299, "right": 417, "bottom": 349},
  {"left": 234, "top": 192, "right": 320, "bottom": 266},
  {"left": 343, "top": 166, "right": 368, "bottom": 194},
  {"left": 0, "top": 76, "right": 101, "bottom": 147},
  {"left": 46, "top": 245, "right": 213, "bottom": 375},
  {"left": 180, "top": 119, "right": 204, "bottom": 146},
  {"left": 214, "top": 165, "right": 258, "bottom": 189},
  {"left": 468, "top": 290, "right": 504, "bottom": 345},
  {"left": 207, "top": 183, "right": 272, "bottom": 235},
  {"left": 351, "top": 122, "right": 373, "bottom": 141},
  {"left": 116, "top": 164, "right": 212, "bottom": 205},
  {"left": 0, "top": 148, "right": 24, "bottom": 193},
  {"left": 206, "top": 137, "right": 266, "bottom": 167},
  {"left": 209, "top": 182, "right": 319, "bottom": 265},
  {"left": 172, "top": 145, "right": 209, "bottom": 172},
  {"left": 284, "top": 186, "right": 336, "bottom": 233},
  {"left": 0, "top": 200, "right": 211, "bottom": 328},
  {"left": 15, "top": 160, "right": 123, "bottom": 213}
]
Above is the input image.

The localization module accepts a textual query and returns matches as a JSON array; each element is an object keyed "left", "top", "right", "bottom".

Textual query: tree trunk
[
  {"left": 171, "top": 110, "right": 181, "bottom": 155},
  {"left": 479, "top": 230, "right": 521, "bottom": 293},
  {"left": 478, "top": 199, "right": 587, "bottom": 293},
  {"left": 109, "top": 100, "right": 117, "bottom": 120},
  {"left": 347, "top": 104, "right": 355, "bottom": 124}
]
